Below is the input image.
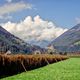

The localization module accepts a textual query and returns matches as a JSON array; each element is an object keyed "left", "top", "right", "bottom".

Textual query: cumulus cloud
[
  {"left": 0, "top": 1, "right": 32, "bottom": 16},
  {"left": 1, "top": 15, "right": 68, "bottom": 47}
]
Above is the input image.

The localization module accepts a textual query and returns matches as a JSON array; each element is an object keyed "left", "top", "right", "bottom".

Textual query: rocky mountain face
[
  {"left": 0, "top": 26, "right": 44, "bottom": 54},
  {"left": 50, "top": 24, "right": 80, "bottom": 52}
]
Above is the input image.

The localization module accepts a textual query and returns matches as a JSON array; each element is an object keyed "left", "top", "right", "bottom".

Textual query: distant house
[
  {"left": 34, "top": 50, "right": 41, "bottom": 54},
  {"left": 5, "top": 50, "right": 12, "bottom": 55},
  {"left": 46, "top": 45, "right": 57, "bottom": 54}
]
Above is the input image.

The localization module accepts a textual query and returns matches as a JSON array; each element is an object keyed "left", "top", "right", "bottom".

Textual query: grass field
[{"left": 1, "top": 58, "right": 80, "bottom": 80}]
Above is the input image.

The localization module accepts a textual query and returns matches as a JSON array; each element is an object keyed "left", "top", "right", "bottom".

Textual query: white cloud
[
  {"left": 0, "top": 15, "right": 12, "bottom": 20},
  {"left": 1, "top": 15, "right": 68, "bottom": 47},
  {"left": 6, "top": 0, "right": 12, "bottom": 3},
  {"left": 0, "top": 2, "right": 32, "bottom": 15},
  {"left": 75, "top": 17, "right": 80, "bottom": 24}
]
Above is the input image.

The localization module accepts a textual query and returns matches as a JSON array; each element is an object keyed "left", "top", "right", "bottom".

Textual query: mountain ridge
[
  {"left": 50, "top": 24, "right": 80, "bottom": 52},
  {"left": 0, "top": 26, "right": 44, "bottom": 54}
]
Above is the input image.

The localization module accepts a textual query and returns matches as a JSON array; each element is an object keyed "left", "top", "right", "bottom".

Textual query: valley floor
[{"left": 1, "top": 58, "right": 80, "bottom": 80}]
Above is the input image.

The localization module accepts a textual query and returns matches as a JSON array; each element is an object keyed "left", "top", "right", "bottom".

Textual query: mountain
[
  {"left": 0, "top": 26, "right": 44, "bottom": 54},
  {"left": 29, "top": 40, "right": 51, "bottom": 48},
  {"left": 50, "top": 24, "right": 80, "bottom": 52}
]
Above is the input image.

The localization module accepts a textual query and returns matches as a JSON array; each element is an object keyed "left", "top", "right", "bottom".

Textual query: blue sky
[
  {"left": 1, "top": 0, "right": 80, "bottom": 47},
  {"left": 0, "top": 0, "right": 80, "bottom": 28}
]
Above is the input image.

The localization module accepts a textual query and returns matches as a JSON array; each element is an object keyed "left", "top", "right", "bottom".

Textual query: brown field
[{"left": 0, "top": 54, "right": 68, "bottom": 78}]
